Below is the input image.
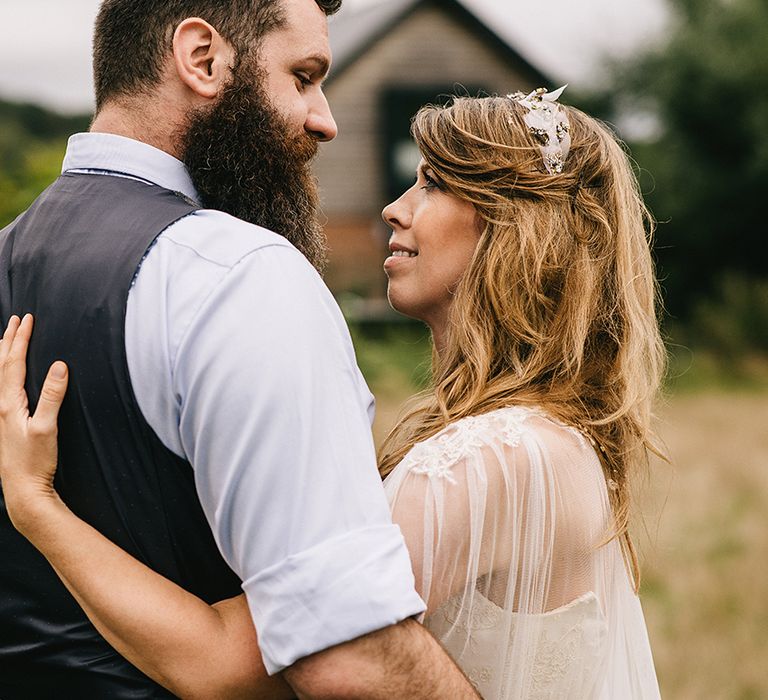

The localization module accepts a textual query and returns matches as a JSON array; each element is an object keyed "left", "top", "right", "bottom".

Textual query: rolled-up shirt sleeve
[{"left": 163, "top": 234, "right": 424, "bottom": 673}]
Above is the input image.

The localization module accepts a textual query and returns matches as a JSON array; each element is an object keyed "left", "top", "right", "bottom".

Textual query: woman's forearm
[{"left": 6, "top": 487, "right": 292, "bottom": 699}]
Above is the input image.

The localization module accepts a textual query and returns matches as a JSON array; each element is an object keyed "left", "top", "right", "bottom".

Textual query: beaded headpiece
[{"left": 507, "top": 85, "right": 571, "bottom": 174}]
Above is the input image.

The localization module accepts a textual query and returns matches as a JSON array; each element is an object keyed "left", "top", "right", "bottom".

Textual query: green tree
[
  {"left": 0, "top": 99, "right": 90, "bottom": 227},
  {"left": 601, "top": 0, "right": 768, "bottom": 322}
]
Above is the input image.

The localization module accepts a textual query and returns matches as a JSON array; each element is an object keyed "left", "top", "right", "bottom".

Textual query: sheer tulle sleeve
[{"left": 384, "top": 407, "right": 660, "bottom": 699}]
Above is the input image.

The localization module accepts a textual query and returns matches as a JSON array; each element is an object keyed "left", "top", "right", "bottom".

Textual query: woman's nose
[{"left": 382, "top": 196, "right": 409, "bottom": 229}]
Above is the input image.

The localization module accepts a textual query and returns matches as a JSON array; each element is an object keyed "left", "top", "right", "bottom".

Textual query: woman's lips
[{"left": 384, "top": 246, "right": 418, "bottom": 271}]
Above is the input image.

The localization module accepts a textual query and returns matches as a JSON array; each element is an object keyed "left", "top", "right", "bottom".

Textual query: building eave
[{"left": 327, "top": 0, "right": 552, "bottom": 88}]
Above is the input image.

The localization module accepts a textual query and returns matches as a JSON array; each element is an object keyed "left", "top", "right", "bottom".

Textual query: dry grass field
[
  {"left": 637, "top": 392, "right": 768, "bottom": 699},
  {"left": 357, "top": 330, "right": 768, "bottom": 699}
]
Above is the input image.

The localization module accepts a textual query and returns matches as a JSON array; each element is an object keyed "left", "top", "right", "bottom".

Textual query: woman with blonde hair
[
  {"left": 0, "top": 88, "right": 663, "bottom": 698},
  {"left": 379, "top": 87, "right": 663, "bottom": 698}
]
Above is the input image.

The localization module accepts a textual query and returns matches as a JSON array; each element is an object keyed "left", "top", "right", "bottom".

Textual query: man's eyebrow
[{"left": 301, "top": 54, "right": 331, "bottom": 78}]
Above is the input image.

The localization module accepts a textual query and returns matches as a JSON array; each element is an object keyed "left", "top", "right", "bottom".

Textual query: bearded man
[{"left": 0, "top": 1, "right": 478, "bottom": 697}]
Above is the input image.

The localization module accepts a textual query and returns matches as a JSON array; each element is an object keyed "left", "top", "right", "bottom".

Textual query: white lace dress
[{"left": 384, "top": 407, "right": 661, "bottom": 699}]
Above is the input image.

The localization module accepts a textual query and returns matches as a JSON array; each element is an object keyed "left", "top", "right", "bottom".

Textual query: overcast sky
[{"left": 0, "top": 0, "right": 670, "bottom": 114}]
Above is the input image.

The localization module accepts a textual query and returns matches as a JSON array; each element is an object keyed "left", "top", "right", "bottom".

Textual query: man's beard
[{"left": 179, "top": 69, "right": 328, "bottom": 273}]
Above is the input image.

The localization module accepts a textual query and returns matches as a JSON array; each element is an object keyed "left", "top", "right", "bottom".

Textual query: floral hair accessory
[{"left": 507, "top": 85, "right": 571, "bottom": 174}]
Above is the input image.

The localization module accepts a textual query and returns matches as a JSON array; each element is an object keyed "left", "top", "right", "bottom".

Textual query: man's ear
[{"left": 172, "top": 18, "right": 234, "bottom": 100}]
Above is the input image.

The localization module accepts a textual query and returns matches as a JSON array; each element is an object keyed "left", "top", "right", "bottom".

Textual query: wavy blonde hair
[{"left": 378, "top": 96, "right": 666, "bottom": 587}]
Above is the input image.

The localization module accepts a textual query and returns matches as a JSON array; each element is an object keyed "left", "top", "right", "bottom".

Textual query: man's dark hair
[{"left": 92, "top": 0, "right": 342, "bottom": 110}]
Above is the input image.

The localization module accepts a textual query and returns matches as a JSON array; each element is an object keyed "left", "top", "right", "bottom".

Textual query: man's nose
[{"left": 306, "top": 91, "right": 338, "bottom": 142}]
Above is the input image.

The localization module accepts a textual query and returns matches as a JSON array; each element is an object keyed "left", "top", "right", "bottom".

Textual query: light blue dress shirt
[{"left": 61, "top": 133, "right": 426, "bottom": 674}]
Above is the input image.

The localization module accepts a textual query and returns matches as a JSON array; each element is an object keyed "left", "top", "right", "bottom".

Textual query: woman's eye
[{"left": 421, "top": 172, "right": 441, "bottom": 191}]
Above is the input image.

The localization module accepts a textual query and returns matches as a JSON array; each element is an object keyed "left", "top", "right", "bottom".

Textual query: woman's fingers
[
  {"left": 0, "top": 315, "right": 33, "bottom": 419},
  {"left": 0, "top": 315, "right": 66, "bottom": 520},
  {"left": 32, "top": 361, "right": 69, "bottom": 433},
  {"left": 0, "top": 315, "right": 68, "bottom": 428},
  {"left": 6, "top": 314, "right": 34, "bottom": 389},
  {"left": 0, "top": 315, "right": 21, "bottom": 366},
  {"left": 0, "top": 315, "right": 25, "bottom": 418}
]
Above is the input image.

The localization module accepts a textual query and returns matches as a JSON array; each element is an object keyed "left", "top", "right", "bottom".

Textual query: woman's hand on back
[
  {"left": 0, "top": 314, "right": 69, "bottom": 534},
  {"left": 0, "top": 314, "right": 297, "bottom": 698}
]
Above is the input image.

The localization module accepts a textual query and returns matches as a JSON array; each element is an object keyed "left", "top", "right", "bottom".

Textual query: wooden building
[{"left": 316, "top": 0, "right": 550, "bottom": 307}]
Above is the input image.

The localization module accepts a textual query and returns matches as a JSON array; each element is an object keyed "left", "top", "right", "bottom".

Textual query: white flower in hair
[{"left": 507, "top": 85, "right": 571, "bottom": 174}]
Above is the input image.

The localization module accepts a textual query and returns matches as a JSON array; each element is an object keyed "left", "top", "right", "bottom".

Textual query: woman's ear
[{"left": 172, "top": 17, "right": 234, "bottom": 100}]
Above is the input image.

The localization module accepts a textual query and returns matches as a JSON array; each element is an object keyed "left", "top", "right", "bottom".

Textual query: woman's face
[{"left": 382, "top": 160, "right": 480, "bottom": 331}]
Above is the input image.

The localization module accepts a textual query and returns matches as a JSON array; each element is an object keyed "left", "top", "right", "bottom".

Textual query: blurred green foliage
[
  {"left": 0, "top": 100, "right": 90, "bottom": 227},
  {"left": 591, "top": 0, "right": 768, "bottom": 332},
  {"left": 349, "top": 322, "right": 432, "bottom": 397},
  {"left": 666, "top": 275, "right": 768, "bottom": 391}
]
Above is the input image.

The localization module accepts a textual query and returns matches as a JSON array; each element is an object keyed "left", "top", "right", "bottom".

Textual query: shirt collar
[{"left": 62, "top": 132, "right": 201, "bottom": 205}]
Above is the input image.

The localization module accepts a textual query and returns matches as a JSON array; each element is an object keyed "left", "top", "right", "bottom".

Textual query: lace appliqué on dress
[
  {"left": 524, "top": 598, "right": 606, "bottom": 696},
  {"left": 402, "top": 406, "right": 544, "bottom": 483}
]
